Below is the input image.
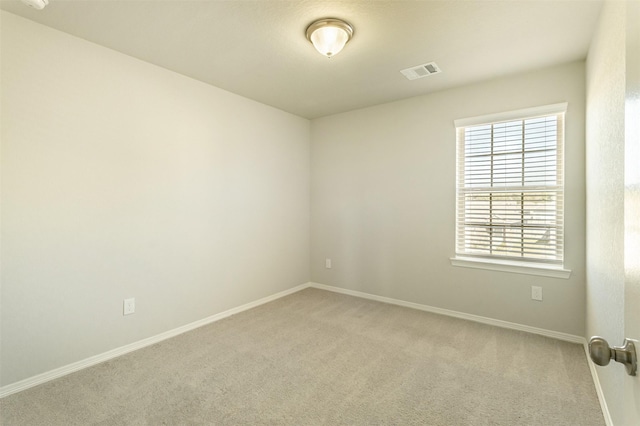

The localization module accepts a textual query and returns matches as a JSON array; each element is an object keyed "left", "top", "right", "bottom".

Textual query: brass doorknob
[{"left": 588, "top": 336, "right": 637, "bottom": 376}]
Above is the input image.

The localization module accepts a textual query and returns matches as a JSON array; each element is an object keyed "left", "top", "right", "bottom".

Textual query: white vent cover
[{"left": 400, "top": 62, "right": 441, "bottom": 80}]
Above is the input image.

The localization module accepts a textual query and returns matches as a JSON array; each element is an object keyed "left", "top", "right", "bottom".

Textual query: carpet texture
[{"left": 1, "top": 288, "right": 604, "bottom": 425}]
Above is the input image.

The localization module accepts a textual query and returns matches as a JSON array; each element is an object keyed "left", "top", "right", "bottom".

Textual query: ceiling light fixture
[
  {"left": 305, "top": 18, "right": 354, "bottom": 58},
  {"left": 20, "top": 0, "right": 49, "bottom": 10}
]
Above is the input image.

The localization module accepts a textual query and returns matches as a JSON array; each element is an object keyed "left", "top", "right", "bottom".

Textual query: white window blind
[{"left": 455, "top": 104, "right": 566, "bottom": 265}]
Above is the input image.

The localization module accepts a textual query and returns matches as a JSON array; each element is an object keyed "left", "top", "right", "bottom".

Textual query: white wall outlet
[
  {"left": 325, "top": 258, "right": 332, "bottom": 269},
  {"left": 123, "top": 298, "right": 135, "bottom": 315},
  {"left": 531, "top": 286, "right": 543, "bottom": 301}
]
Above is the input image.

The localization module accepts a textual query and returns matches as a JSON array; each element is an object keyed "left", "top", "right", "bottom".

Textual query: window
[{"left": 452, "top": 103, "right": 570, "bottom": 277}]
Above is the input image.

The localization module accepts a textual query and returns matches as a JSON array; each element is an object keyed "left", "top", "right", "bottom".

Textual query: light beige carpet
[{"left": 1, "top": 288, "right": 604, "bottom": 425}]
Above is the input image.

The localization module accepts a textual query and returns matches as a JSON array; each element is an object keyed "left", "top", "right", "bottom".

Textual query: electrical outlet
[
  {"left": 325, "top": 258, "right": 332, "bottom": 269},
  {"left": 531, "top": 286, "right": 543, "bottom": 301},
  {"left": 123, "top": 298, "right": 135, "bottom": 315}
]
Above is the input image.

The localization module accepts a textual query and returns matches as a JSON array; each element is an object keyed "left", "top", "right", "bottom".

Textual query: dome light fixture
[
  {"left": 20, "top": 0, "right": 49, "bottom": 10},
  {"left": 305, "top": 18, "right": 354, "bottom": 58}
]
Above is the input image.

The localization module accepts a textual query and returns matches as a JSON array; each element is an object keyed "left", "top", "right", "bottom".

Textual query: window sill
[{"left": 450, "top": 256, "right": 572, "bottom": 279}]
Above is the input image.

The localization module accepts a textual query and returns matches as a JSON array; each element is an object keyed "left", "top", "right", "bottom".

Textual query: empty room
[{"left": 1, "top": 0, "right": 639, "bottom": 424}]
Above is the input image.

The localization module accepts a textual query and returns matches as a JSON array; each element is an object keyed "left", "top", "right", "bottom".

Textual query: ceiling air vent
[{"left": 400, "top": 62, "right": 441, "bottom": 80}]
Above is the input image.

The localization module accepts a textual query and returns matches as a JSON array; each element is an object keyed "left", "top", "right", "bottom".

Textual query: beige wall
[
  {"left": 311, "top": 61, "right": 587, "bottom": 336},
  {"left": 0, "top": 12, "right": 310, "bottom": 386}
]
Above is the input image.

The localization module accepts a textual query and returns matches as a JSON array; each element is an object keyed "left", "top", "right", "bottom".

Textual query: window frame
[{"left": 450, "top": 103, "right": 571, "bottom": 279}]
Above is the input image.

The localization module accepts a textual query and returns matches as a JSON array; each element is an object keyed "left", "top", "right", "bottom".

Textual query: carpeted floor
[{"left": 1, "top": 288, "right": 604, "bottom": 425}]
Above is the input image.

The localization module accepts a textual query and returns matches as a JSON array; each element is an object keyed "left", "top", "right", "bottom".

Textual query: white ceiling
[{"left": 0, "top": 0, "right": 603, "bottom": 119}]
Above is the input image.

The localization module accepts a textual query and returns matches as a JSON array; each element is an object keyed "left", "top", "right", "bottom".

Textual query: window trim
[
  {"left": 450, "top": 256, "right": 571, "bottom": 279},
  {"left": 453, "top": 103, "right": 568, "bottom": 128},
  {"left": 452, "top": 103, "right": 570, "bottom": 277}
]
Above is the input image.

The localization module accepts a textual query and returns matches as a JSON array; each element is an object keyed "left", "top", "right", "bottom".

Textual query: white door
[{"left": 624, "top": 0, "right": 640, "bottom": 422}]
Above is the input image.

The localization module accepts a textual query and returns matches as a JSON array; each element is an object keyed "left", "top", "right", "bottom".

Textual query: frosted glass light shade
[
  {"left": 20, "top": 0, "right": 49, "bottom": 9},
  {"left": 306, "top": 19, "right": 354, "bottom": 58},
  {"left": 310, "top": 26, "right": 348, "bottom": 57}
]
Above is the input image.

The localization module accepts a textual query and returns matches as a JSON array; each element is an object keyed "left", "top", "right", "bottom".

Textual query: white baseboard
[
  {"left": 309, "top": 282, "right": 584, "bottom": 343},
  {"left": 0, "top": 282, "right": 312, "bottom": 399},
  {"left": 2, "top": 279, "right": 611, "bottom": 426},
  {"left": 582, "top": 342, "right": 614, "bottom": 426},
  {"left": 310, "top": 283, "right": 613, "bottom": 422}
]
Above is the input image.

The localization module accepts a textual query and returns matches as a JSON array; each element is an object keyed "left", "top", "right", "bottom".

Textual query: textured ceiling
[{"left": 0, "top": 0, "right": 603, "bottom": 119}]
